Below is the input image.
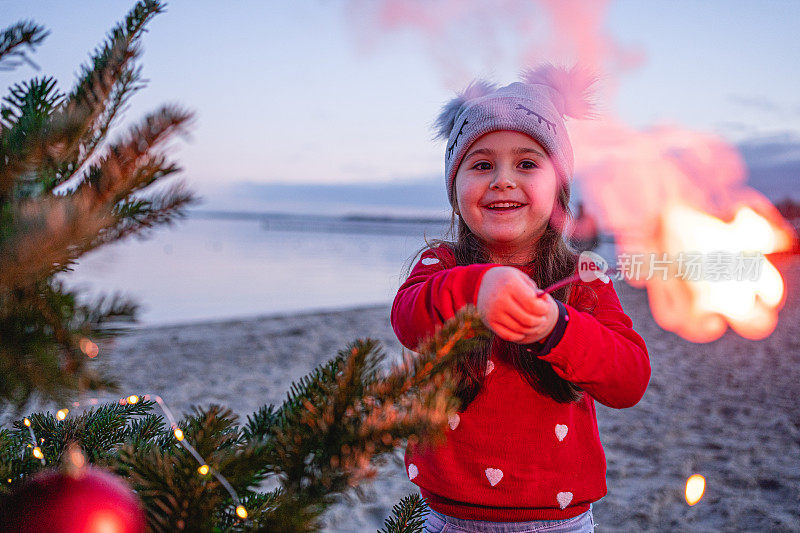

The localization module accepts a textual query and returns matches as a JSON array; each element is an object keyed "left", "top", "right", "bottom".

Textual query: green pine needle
[{"left": 378, "top": 492, "right": 430, "bottom": 533}]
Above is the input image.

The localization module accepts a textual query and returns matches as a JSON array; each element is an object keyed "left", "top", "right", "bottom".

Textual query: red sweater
[{"left": 391, "top": 245, "right": 650, "bottom": 521}]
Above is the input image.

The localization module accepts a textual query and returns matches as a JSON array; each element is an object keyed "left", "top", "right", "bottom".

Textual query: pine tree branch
[
  {"left": 0, "top": 1, "right": 163, "bottom": 197},
  {"left": 0, "top": 21, "right": 48, "bottom": 71},
  {"left": 0, "top": 105, "right": 193, "bottom": 290},
  {"left": 0, "top": 399, "right": 156, "bottom": 488},
  {"left": 88, "top": 179, "right": 199, "bottom": 251},
  {"left": 1, "top": 309, "right": 488, "bottom": 531},
  {"left": 73, "top": 290, "right": 140, "bottom": 339},
  {"left": 240, "top": 309, "right": 489, "bottom": 531},
  {"left": 214, "top": 489, "right": 283, "bottom": 532},
  {"left": 116, "top": 405, "right": 276, "bottom": 533},
  {"left": 0, "top": 279, "right": 121, "bottom": 408},
  {"left": 241, "top": 404, "right": 280, "bottom": 442},
  {"left": 47, "top": 0, "right": 163, "bottom": 189},
  {"left": 378, "top": 493, "right": 429, "bottom": 533}
]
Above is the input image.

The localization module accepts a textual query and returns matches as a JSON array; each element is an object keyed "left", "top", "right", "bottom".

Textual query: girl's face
[{"left": 454, "top": 130, "right": 558, "bottom": 264}]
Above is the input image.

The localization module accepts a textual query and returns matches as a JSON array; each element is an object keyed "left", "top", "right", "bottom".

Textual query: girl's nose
[{"left": 490, "top": 172, "right": 517, "bottom": 190}]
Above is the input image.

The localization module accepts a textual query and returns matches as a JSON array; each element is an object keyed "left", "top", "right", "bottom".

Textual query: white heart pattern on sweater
[
  {"left": 408, "top": 463, "right": 418, "bottom": 481},
  {"left": 421, "top": 257, "right": 440, "bottom": 265},
  {"left": 448, "top": 413, "right": 460, "bottom": 430},
  {"left": 555, "top": 424, "right": 568, "bottom": 441},
  {"left": 485, "top": 468, "right": 503, "bottom": 486},
  {"left": 486, "top": 360, "right": 495, "bottom": 375},
  {"left": 557, "top": 491, "right": 573, "bottom": 509}
]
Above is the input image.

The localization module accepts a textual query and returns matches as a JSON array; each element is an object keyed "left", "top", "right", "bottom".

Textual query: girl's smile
[{"left": 453, "top": 130, "right": 558, "bottom": 264}]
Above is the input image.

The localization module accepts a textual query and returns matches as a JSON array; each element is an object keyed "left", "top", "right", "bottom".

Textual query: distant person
[
  {"left": 570, "top": 202, "right": 600, "bottom": 252},
  {"left": 391, "top": 64, "right": 650, "bottom": 532}
]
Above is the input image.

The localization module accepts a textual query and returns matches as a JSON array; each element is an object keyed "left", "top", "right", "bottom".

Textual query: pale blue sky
[{"left": 1, "top": 0, "right": 798, "bottom": 210}]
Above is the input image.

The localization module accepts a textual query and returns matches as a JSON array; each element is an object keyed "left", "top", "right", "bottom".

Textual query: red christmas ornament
[{"left": 0, "top": 466, "right": 146, "bottom": 533}]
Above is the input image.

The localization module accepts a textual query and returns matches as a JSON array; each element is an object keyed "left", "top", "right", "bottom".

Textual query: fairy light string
[
  {"left": 37, "top": 393, "right": 248, "bottom": 520},
  {"left": 22, "top": 418, "right": 45, "bottom": 465},
  {"left": 151, "top": 395, "right": 248, "bottom": 519}
]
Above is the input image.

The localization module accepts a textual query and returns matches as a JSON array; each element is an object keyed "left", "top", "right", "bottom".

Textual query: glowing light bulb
[
  {"left": 56, "top": 409, "right": 67, "bottom": 420},
  {"left": 173, "top": 428, "right": 184, "bottom": 441},
  {"left": 32, "top": 447, "right": 44, "bottom": 460},
  {"left": 68, "top": 446, "right": 86, "bottom": 469},
  {"left": 127, "top": 395, "right": 139, "bottom": 404},
  {"left": 198, "top": 464, "right": 209, "bottom": 475},
  {"left": 23, "top": 418, "right": 31, "bottom": 427},
  {"left": 79, "top": 338, "right": 99, "bottom": 358},
  {"left": 235, "top": 505, "right": 248, "bottom": 519},
  {"left": 685, "top": 474, "right": 706, "bottom": 506}
]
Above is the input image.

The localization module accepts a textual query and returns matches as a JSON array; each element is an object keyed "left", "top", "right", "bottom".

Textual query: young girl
[{"left": 391, "top": 64, "right": 651, "bottom": 532}]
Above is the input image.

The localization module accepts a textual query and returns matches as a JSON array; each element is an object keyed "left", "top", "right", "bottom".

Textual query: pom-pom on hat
[{"left": 435, "top": 63, "right": 599, "bottom": 207}]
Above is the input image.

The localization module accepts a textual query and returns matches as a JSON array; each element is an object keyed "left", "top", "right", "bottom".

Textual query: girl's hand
[{"left": 476, "top": 266, "right": 559, "bottom": 344}]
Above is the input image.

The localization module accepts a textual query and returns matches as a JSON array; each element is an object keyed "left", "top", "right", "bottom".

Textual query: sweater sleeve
[
  {"left": 536, "top": 278, "right": 651, "bottom": 409},
  {"left": 391, "top": 246, "right": 496, "bottom": 351}
]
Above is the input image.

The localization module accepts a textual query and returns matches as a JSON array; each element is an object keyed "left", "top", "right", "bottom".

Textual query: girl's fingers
[
  {"left": 491, "top": 322, "right": 527, "bottom": 343},
  {"left": 510, "top": 286, "right": 550, "bottom": 317},
  {"left": 510, "top": 287, "right": 544, "bottom": 316},
  {"left": 500, "top": 299, "right": 540, "bottom": 330}
]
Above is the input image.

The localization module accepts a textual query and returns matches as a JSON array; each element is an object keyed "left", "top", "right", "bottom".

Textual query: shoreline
[{"left": 130, "top": 302, "right": 392, "bottom": 332}]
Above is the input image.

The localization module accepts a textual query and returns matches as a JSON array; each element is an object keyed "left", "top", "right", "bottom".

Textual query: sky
[{"left": 1, "top": 0, "right": 798, "bottom": 213}]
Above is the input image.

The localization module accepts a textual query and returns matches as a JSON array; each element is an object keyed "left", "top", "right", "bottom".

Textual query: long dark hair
[{"left": 407, "top": 179, "right": 597, "bottom": 409}]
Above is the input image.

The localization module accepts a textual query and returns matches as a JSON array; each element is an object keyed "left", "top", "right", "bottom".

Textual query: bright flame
[
  {"left": 23, "top": 418, "right": 31, "bottom": 427},
  {"left": 198, "top": 464, "right": 209, "bottom": 475},
  {"left": 685, "top": 474, "right": 706, "bottom": 506},
  {"left": 173, "top": 428, "right": 184, "bottom": 441},
  {"left": 127, "top": 395, "right": 140, "bottom": 405},
  {"left": 32, "top": 447, "right": 44, "bottom": 460},
  {"left": 235, "top": 505, "right": 248, "bottom": 519},
  {"left": 56, "top": 409, "right": 68, "bottom": 420},
  {"left": 647, "top": 203, "right": 791, "bottom": 341}
]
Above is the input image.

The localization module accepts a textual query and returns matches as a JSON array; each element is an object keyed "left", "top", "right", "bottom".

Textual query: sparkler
[{"left": 535, "top": 252, "right": 616, "bottom": 297}]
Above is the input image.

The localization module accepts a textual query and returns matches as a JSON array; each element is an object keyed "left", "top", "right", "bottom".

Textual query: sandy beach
[{"left": 6, "top": 256, "right": 799, "bottom": 532}]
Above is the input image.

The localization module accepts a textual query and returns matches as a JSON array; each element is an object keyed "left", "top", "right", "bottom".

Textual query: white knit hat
[{"left": 434, "top": 63, "right": 599, "bottom": 206}]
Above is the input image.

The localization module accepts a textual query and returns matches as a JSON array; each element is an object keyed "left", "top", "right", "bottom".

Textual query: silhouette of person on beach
[{"left": 570, "top": 202, "right": 599, "bottom": 252}]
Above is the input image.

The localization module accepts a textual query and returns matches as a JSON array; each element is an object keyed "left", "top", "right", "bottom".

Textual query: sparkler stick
[{"left": 535, "top": 266, "right": 619, "bottom": 297}]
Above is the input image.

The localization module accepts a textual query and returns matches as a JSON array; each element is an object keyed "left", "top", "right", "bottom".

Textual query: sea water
[{"left": 57, "top": 211, "right": 615, "bottom": 327}]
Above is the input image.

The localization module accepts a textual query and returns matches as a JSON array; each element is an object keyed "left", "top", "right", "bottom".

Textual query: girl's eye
[
  {"left": 519, "top": 160, "right": 538, "bottom": 169},
  {"left": 472, "top": 161, "right": 491, "bottom": 171}
]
